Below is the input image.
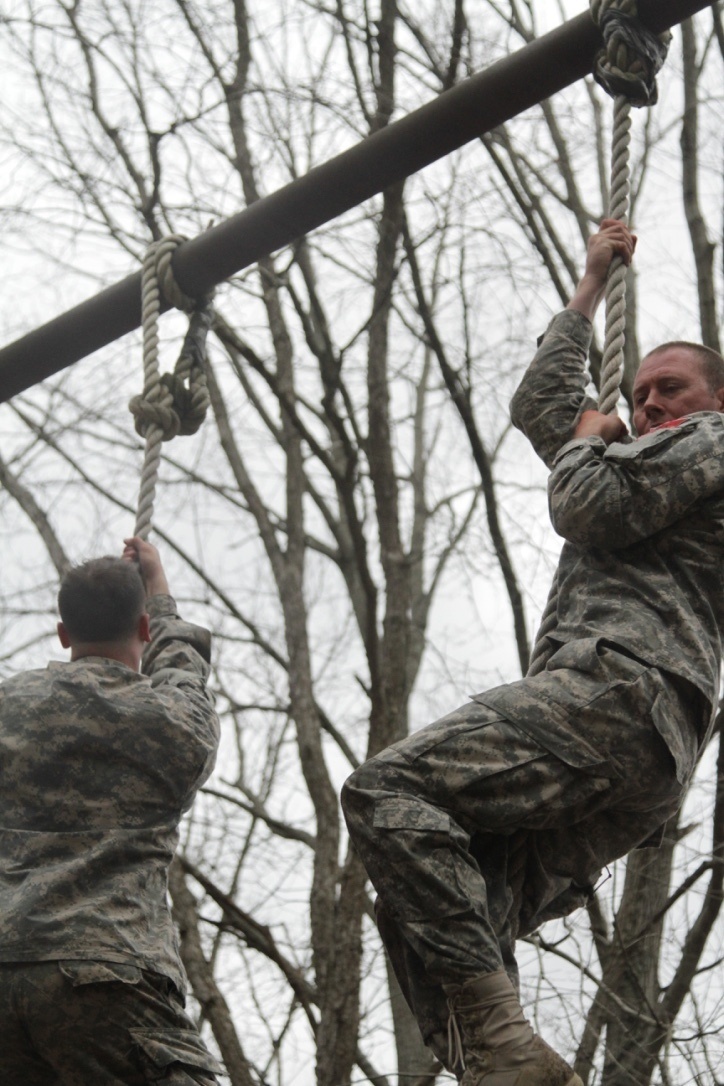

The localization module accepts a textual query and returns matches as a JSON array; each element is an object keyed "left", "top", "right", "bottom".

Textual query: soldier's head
[
  {"left": 57, "top": 557, "right": 150, "bottom": 667},
  {"left": 633, "top": 342, "right": 724, "bottom": 436}
]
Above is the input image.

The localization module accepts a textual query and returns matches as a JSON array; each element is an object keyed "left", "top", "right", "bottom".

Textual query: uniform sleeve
[
  {"left": 141, "top": 594, "right": 219, "bottom": 786},
  {"left": 510, "top": 309, "right": 597, "bottom": 469},
  {"left": 142, "top": 594, "right": 212, "bottom": 680},
  {"left": 548, "top": 413, "right": 724, "bottom": 549}
]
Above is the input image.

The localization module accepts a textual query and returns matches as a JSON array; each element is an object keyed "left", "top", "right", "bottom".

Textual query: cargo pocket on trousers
[
  {"left": 130, "top": 1029, "right": 223, "bottom": 1085},
  {"left": 372, "top": 796, "right": 482, "bottom": 920}
]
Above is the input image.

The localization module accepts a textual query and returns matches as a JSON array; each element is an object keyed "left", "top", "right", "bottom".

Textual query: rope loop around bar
[
  {"left": 130, "top": 235, "right": 215, "bottom": 540},
  {"left": 591, "top": 0, "right": 672, "bottom": 106}
]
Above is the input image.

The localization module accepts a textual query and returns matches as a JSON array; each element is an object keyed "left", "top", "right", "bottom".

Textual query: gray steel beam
[{"left": 0, "top": 0, "right": 711, "bottom": 402}]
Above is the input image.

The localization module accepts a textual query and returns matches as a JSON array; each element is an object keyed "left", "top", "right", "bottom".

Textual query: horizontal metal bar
[{"left": 0, "top": 0, "right": 710, "bottom": 402}]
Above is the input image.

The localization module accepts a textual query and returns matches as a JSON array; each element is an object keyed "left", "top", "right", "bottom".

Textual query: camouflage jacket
[
  {"left": 486, "top": 310, "right": 724, "bottom": 781},
  {"left": 0, "top": 594, "right": 219, "bottom": 993}
]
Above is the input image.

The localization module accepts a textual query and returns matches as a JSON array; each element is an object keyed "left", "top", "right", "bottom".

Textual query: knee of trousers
[{"left": 341, "top": 756, "right": 410, "bottom": 843}]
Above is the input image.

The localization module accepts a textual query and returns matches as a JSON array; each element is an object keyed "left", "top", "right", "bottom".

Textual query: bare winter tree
[{"left": 0, "top": 3, "right": 723, "bottom": 1084}]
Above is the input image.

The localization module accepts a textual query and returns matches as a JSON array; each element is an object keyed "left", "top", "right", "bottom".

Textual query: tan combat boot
[{"left": 444, "top": 970, "right": 583, "bottom": 1086}]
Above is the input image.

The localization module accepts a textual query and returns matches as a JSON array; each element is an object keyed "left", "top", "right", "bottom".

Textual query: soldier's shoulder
[{"left": 0, "top": 665, "right": 53, "bottom": 692}]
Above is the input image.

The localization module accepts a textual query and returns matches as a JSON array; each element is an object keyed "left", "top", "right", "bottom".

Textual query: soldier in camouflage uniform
[
  {"left": 0, "top": 537, "right": 222, "bottom": 1085},
  {"left": 342, "top": 220, "right": 724, "bottom": 1086}
]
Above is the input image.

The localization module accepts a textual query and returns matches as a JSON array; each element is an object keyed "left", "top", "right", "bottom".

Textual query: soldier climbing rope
[
  {"left": 341, "top": 8, "right": 724, "bottom": 1086},
  {"left": 526, "top": 0, "right": 672, "bottom": 676},
  {"left": 506, "top": 0, "right": 675, "bottom": 952}
]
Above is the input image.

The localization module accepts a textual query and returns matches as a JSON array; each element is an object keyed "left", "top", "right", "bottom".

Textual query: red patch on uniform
[{"left": 649, "top": 417, "right": 687, "bottom": 432}]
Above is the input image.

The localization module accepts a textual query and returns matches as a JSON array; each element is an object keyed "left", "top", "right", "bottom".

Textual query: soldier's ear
[
  {"left": 138, "top": 612, "right": 151, "bottom": 644},
  {"left": 716, "top": 386, "right": 724, "bottom": 412},
  {"left": 57, "top": 621, "right": 71, "bottom": 649}
]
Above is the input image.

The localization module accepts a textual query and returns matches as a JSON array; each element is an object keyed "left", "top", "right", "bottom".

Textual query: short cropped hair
[
  {"left": 644, "top": 341, "right": 724, "bottom": 393},
  {"left": 58, "top": 557, "right": 145, "bottom": 643}
]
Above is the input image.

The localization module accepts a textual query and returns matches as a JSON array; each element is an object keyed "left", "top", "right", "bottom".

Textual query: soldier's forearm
[{"left": 566, "top": 273, "right": 606, "bottom": 322}]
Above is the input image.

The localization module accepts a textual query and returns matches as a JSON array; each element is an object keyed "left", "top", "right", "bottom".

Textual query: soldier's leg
[
  {"left": 342, "top": 705, "right": 607, "bottom": 987},
  {"left": 376, "top": 902, "right": 450, "bottom": 1067},
  {"left": 342, "top": 712, "right": 592, "bottom": 1085},
  {"left": 342, "top": 654, "right": 687, "bottom": 1084},
  {"left": 9, "top": 961, "right": 222, "bottom": 1086},
  {"left": 2, "top": 964, "right": 59, "bottom": 1086},
  {"left": 343, "top": 648, "right": 689, "bottom": 987},
  {"left": 375, "top": 834, "right": 520, "bottom": 1066}
]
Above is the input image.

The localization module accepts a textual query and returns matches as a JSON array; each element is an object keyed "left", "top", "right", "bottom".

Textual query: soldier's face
[{"left": 632, "top": 349, "right": 724, "bottom": 436}]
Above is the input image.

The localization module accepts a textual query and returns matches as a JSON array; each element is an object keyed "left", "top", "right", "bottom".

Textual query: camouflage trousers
[
  {"left": 342, "top": 645, "right": 697, "bottom": 1049},
  {"left": 0, "top": 960, "right": 222, "bottom": 1086}
]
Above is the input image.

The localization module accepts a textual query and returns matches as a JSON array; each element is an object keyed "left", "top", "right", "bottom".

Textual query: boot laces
[
  {"left": 446, "top": 987, "right": 517, "bottom": 1073},
  {"left": 447, "top": 999, "right": 466, "bottom": 1072}
]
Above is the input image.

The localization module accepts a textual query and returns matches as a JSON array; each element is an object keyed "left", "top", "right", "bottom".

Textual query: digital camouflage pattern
[
  {"left": 0, "top": 593, "right": 219, "bottom": 994},
  {"left": 342, "top": 310, "right": 721, "bottom": 1052},
  {"left": 1, "top": 960, "right": 223, "bottom": 1085},
  {"left": 511, "top": 309, "right": 724, "bottom": 719}
]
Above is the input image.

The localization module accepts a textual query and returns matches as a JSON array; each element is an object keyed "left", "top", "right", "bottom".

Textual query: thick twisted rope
[
  {"left": 130, "top": 235, "right": 214, "bottom": 540},
  {"left": 592, "top": 0, "right": 670, "bottom": 416},
  {"left": 526, "top": 2, "right": 670, "bottom": 677}
]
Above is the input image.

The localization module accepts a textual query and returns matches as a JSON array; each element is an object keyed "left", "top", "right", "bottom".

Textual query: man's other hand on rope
[
  {"left": 574, "top": 408, "right": 628, "bottom": 444},
  {"left": 567, "top": 218, "right": 636, "bottom": 322},
  {"left": 123, "top": 535, "right": 171, "bottom": 598}
]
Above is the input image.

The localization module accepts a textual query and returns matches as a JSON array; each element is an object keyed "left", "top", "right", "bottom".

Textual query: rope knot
[
  {"left": 131, "top": 235, "right": 215, "bottom": 539},
  {"left": 128, "top": 390, "right": 182, "bottom": 441},
  {"left": 591, "top": 2, "right": 672, "bottom": 107}
]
